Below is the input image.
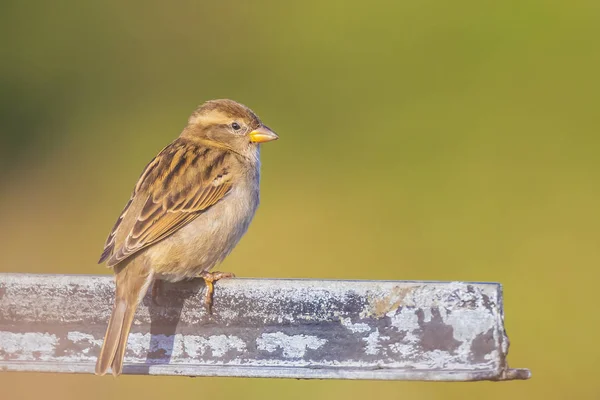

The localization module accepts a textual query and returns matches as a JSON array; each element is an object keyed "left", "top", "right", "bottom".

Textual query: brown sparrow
[{"left": 95, "top": 99, "right": 278, "bottom": 376}]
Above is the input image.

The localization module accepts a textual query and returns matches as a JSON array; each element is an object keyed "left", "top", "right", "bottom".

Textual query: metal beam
[{"left": 0, "top": 273, "right": 530, "bottom": 380}]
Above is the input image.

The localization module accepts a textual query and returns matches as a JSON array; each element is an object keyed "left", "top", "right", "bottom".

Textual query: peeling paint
[
  {"left": 257, "top": 332, "right": 327, "bottom": 358},
  {"left": 389, "top": 306, "right": 420, "bottom": 332},
  {"left": 340, "top": 318, "right": 371, "bottom": 333},
  {"left": 67, "top": 332, "right": 103, "bottom": 355},
  {"left": 363, "top": 329, "right": 390, "bottom": 355},
  {"left": 361, "top": 286, "right": 414, "bottom": 318},
  {"left": 0, "top": 273, "right": 528, "bottom": 380},
  {"left": 0, "top": 332, "right": 58, "bottom": 361},
  {"left": 67, "top": 332, "right": 102, "bottom": 347},
  {"left": 182, "top": 334, "right": 246, "bottom": 358},
  {"left": 443, "top": 309, "right": 497, "bottom": 361}
]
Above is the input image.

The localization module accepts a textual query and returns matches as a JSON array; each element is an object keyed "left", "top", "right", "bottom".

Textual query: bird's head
[{"left": 182, "top": 99, "right": 278, "bottom": 157}]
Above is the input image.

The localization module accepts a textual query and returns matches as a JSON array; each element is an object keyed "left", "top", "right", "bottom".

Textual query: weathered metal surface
[{"left": 0, "top": 273, "right": 529, "bottom": 380}]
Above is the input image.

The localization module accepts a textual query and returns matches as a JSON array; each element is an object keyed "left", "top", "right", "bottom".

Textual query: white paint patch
[
  {"left": 442, "top": 308, "right": 497, "bottom": 365},
  {"left": 67, "top": 332, "right": 97, "bottom": 344},
  {"left": 389, "top": 342, "right": 418, "bottom": 358},
  {"left": 484, "top": 350, "right": 499, "bottom": 362},
  {"left": 340, "top": 318, "right": 371, "bottom": 333},
  {"left": 388, "top": 306, "right": 420, "bottom": 332},
  {"left": 387, "top": 306, "right": 421, "bottom": 358},
  {"left": 183, "top": 334, "right": 246, "bottom": 358},
  {"left": 257, "top": 332, "right": 326, "bottom": 358},
  {"left": 445, "top": 309, "right": 495, "bottom": 343},
  {"left": 122, "top": 333, "right": 246, "bottom": 361},
  {"left": 126, "top": 332, "right": 153, "bottom": 357},
  {"left": 363, "top": 329, "right": 390, "bottom": 355},
  {"left": 421, "top": 308, "right": 432, "bottom": 322},
  {"left": 0, "top": 332, "right": 58, "bottom": 361},
  {"left": 67, "top": 332, "right": 103, "bottom": 355},
  {"left": 423, "top": 349, "right": 453, "bottom": 369},
  {"left": 207, "top": 335, "right": 246, "bottom": 357}
]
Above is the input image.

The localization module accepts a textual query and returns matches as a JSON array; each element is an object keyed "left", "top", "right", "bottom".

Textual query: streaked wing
[{"left": 99, "top": 139, "right": 234, "bottom": 267}]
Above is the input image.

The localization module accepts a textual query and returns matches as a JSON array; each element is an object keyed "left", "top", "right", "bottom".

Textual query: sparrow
[{"left": 95, "top": 99, "right": 278, "bottom": 376}]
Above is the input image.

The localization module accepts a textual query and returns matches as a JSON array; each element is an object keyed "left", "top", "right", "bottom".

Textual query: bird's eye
[{"left": 231, "top": 122, "right": 241, "bottom": 131}]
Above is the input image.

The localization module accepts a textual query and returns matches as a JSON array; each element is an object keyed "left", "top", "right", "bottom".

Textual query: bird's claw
[{"left": 198, "top": 271, "right": 235, "bottom": 314}]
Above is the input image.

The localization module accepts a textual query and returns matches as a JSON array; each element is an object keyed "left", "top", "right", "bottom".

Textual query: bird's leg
[
  {"left": 198, "top": 271, "right": 236, "bottom": 314},
  {"left": 151, "top": 279, "right": 163, "bottom": 306}
]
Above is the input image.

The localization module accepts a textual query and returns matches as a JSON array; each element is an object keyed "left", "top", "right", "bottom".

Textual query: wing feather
[{"left": 99, "top": 140, "right": 235, "bottom": 267}]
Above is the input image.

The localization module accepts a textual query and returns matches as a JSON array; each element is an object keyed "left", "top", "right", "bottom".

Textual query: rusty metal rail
[{"left": 0, "top": 273, "right": 530, "bottom": 380}]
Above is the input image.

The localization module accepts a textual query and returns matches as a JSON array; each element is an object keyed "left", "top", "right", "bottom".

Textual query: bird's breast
[{"left": 147, "top": 171, "right": 260, "bottom": 280}]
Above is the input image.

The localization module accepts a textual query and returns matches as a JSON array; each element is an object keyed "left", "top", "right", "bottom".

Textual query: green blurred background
[{"left": 1, "top": 0, "right": 598, "bottom": 399}]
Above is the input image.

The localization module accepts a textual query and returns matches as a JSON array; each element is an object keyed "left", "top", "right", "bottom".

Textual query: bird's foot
[{"left": 198, "top": 271, "right": 235, "bottom": 314}]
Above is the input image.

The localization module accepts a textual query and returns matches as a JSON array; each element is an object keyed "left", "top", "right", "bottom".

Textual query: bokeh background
[{"left": 1, "top": 0, "right": 598, "bottom": 399}]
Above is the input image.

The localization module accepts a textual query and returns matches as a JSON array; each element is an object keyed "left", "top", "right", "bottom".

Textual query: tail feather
[
  {"left": 95, "top": 300, "right": 128, "bottom": 376},
  {"left": 110, "top": 303, "right": 139, "bottom": 376},
  {"left": 95, "top": 261, "right": 153, "bottom": 376}
]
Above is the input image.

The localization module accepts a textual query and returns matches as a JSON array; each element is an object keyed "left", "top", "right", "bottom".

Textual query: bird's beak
[{"left": 249, "top": 125, "right": 279, "bottom": 143}]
